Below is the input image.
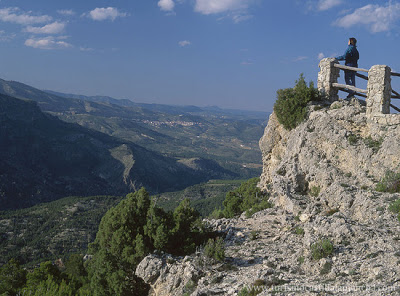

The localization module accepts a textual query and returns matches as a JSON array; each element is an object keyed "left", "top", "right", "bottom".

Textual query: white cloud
[
  {"left": 317, "top": 0, "right": 342, "bottom": 11},
  {"left": 195, "top": 0, "right": 249, "bottom": 14},
  {"left": 0, "top": 7, "right": 52, "bottom": 25},
  {"left": 294, "top": 56, "right": 308, "bottom": 62},
  {"left": 232, "top": 13, "right": 253, "bottom": 23},
  {"left": 334, "top": 3, "right": 400, "bottom": 33},
  {"left": 24, "top": 21, "right": 66, "bottom": 34},
  {"left": 179, "top": 40, "right": 191, "bottom": 47},
  {"left": 25, "top": 36, "right": 72, "bottom": 50},
  {"left": 58, "top": 9, "right": 75, "bottom": 16},
  {"left": 318, "top": 52, "right": 325, "bottom": 60},
  {"left": 88, "top": 7, "right": 127, "bottom": 21},
  {"left": 194, "top": 0, "right": 254, "bottom": 23},
  {"left": 80, "top": 46, "right": 94, "bottom": 52},
  {"left": 0, "top": 30, "right": 16, "bottom": 42},
  {"left": 158, "top": 0, "right": 175, "bottom": 11}
]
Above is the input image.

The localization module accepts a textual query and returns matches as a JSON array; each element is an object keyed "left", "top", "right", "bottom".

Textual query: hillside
[
  {"left": 0, "top": 78, "right": 267, "bottom": 179},
  {"left": 155, "top": 179, "right": 244, "bottom": 217},
  {"left": 0, "top": 195, "right": 122, "bottom": 266},
  {"left": 0, "top": 94, "right": 234, "bottom": 210},
  {"left": 0, "top": 180, "right": 243, "bottom": 267},
  {"left": 136, "top": 98, "right": 400, "bottom": 295}
]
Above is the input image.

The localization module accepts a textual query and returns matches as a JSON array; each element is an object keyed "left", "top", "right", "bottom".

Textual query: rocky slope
[{"left": 136, "top": 98, "right": 400, "bottom": 295}]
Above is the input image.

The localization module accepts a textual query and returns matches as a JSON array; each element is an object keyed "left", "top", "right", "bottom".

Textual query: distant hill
[
  {"left": 0, "top": 94, "right": 235, "bottom": 210},
  {"left": 44, "top": 89, "right": 268, "bottom": 120},
  {"left": 0, "top": 78, "right": 269, "bottom": 179}
]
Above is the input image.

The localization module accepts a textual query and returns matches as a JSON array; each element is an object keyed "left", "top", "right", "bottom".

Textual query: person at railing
[{"left": 336, "top": 37, "right": 359, "bottom": 98}]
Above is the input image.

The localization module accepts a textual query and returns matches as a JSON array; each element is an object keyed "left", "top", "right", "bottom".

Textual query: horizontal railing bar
[
  {"left": 392, "top": 89, "right": 400, "bottom": 97},
  {"left": 334, "top": 64, "right": 369, "bottom": 73},
  {"left": 390, "top": 104, "right": 400, "bottom": 112},
  {"left": 336, "top": 88, "right": 367, "bottom": 98},
  {"left": 332, "top": 83, "right": 368, "bottom": 94},
  {"left": 355, "top": 73, "right": 368, "bottom": 80}
]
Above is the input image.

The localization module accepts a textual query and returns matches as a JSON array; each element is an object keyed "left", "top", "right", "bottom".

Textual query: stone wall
[
  {"left": 318, "top": 58, "right": 400, "bottom": 125},
  {"left": 366, "top": 65, "right": 392, "bottom": 118},
  {"left": 317, "top": 58, "right": 340, "bottom": 102}
]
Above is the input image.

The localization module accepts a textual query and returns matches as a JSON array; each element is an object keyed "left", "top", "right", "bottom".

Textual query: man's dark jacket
[{"left": 336, "top": 45, "right": 359, "bottom": 67}]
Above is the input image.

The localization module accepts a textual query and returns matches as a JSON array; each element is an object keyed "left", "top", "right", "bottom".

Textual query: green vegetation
[
  {"left": 273, "top": 74, "right": 322, "bottom": 130},
  {"left": 308, "top": 185, "right": 321, "bottom": 197},
  {"left": 0, "top": 256, "right": 89, "bottom": 296},
  {"left": 320, "top": 261, "right": 332, "bottom": 275},
  {"left": 294, "top": 227, "right": 305, "bottom": 236},
  {"left": 183, "top": 280, "right": 197, "bottom": 296},
  {"left": 363, "top": 136, "right": 383, "bottom": 153},
  {"left": 222, "top": 178, "right": 272, "bottom": 218},
  {"left": 376, "top": 170, "right": 400, "bottom": 193},
  {"left": 311, "top": 239, "right": 334, "bottom": 260},
  {"left": 250, "top": 231, "right": 260, "bottom": 240},
  {"left": 0, "top": 195, "right": 122, "bottom": 267},
  {"left": 155, "top": 179, "right": 244, "bottom": 217},
  {"left": 389, "top": 199, "right": 400, "bottom": 222},
  {"left": 0, "top": 187, "right": 212, "bottom": 295},
  {"left": 88, "top": 188, "right": 209, "bottom": 295},
  {"left": 203, "top": 237, "right": 225, "bottom": 262},
  {"left": 347, "top": 134, "right": 359, "bottom": 145},
  {"left": 238, "top": 286, "right": 263, "bottom": 296}
]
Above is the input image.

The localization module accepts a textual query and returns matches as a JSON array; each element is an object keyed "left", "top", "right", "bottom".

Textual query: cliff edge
[{"left": 136, "top": 98, "right": 400, "bottom": 295}]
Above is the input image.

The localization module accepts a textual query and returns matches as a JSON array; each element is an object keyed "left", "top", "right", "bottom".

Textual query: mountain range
[{"left": 0, "top": 78, "right": 268, "bottom": 210}]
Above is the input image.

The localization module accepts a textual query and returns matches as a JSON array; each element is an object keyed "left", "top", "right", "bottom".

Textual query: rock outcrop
[{"left": 136, "top": 98, "right": 400, "bottom": 295}]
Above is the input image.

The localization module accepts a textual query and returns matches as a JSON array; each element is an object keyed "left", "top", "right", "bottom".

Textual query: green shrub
[
  {"left": 376, "top": 170, "right": 400, "bottom": 193},
  {"left": 348, "top": 134, "right": 359, "bottom": 145},
  {"left": 88, "top": 188, "right": 208, "bottom": 295},
  {"left": 297, "top": 256, "right": 305, "bottom": 264},
  {"left": 364, "top": 136, "right": 383, "bottom": 153},
  {"left": 309, "top": 186, "right": 321, "bottom": 197},
  {"left": 311, "top": 239, "right": 334, "bottom": 260},
  {"left": 223, "top": 178, "right": 272, "bottom": 218},
  {"left": 209, "top": 208, "right": 225, "bottom": 219},
  {"left": 294, "top": 227, "right": 305, "bottom": 236},
  {"left": 238, "top": 286, "right": 263, "bottom": 296},
  {"left": 273, "top": 74, "right": 322, "bottom": 130},
  {"left": 389, "top": 199, "right": 400, "bottom": 222},
  {"left": 320, "top": 261, "right": 332, "bottom": 275},
  {"left": 203, "top": 237, "right": 225, "bottom": 262},
  {"left": 250, "top": 231, "right": 260, "bottom": 240},
  {"left": 183, "top": 280, "right": 197, "bottom": 296}
]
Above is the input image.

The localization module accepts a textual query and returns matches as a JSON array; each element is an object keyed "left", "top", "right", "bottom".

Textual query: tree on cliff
[
  {"left": 274, "top": 74, "right": 321, "bottom": 130},
  {"left": 87, "top": 188, "right": 207, "bottom": 296}
]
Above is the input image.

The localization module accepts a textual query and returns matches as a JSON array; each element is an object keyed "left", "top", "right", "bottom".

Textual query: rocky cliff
[{"left": 136, "top": 98, "right": 400, "bottom": 295}]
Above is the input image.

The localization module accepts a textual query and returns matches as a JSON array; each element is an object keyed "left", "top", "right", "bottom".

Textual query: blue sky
[{"left": 1, "top": 0, "right": 400, "bottom": 112}]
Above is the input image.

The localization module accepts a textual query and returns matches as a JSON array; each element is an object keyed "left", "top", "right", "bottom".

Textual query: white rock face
[{"left": 136, "top": 99, "right": 400, "bottom": 296}]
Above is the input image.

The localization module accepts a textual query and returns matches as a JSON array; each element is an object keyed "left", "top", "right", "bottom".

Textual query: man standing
[{"left": 336, "top": 37, "right": 359, "bottom": 98}]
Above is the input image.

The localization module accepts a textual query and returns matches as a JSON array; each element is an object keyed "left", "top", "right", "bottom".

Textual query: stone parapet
[
  {"left": 368, "top": 114, "right": 400, "bottom": 126},
  {"left": 366, "top": 65, "right": 392, "bottom": 118},
  {"left": 318, "top": 58, "right": 340, "bottom": 102}
]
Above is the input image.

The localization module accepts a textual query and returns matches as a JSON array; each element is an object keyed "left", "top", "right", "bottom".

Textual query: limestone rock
[{"left": 136, "top": 100, "right": 400, "bottom": 296}]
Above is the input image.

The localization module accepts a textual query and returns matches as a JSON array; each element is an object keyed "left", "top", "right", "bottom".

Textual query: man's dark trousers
[{"left": 345, "top": 70, "right": 356, "bottom": 97}]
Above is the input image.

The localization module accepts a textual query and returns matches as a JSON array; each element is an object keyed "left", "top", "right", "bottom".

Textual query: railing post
[
  {"left": 318, "top": 58, "right": 340, "bottom": 102},
  {"left": 366, "top": 65, "right": 392, "bottom": 118}
]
